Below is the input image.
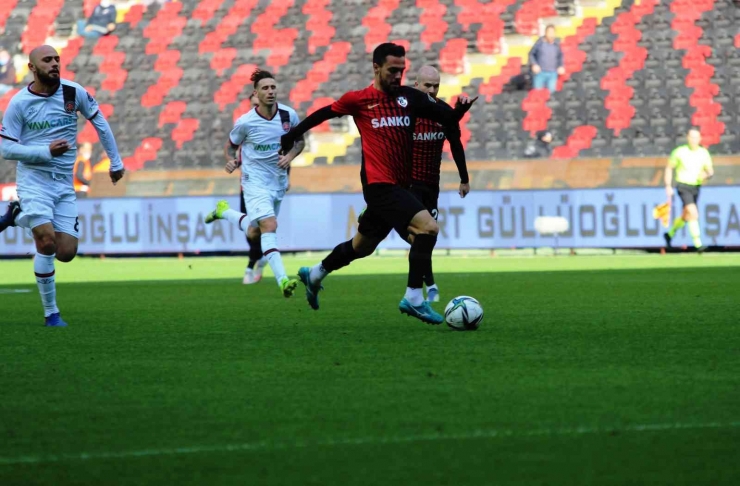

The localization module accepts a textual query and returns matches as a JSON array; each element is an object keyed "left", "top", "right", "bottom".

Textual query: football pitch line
[{"left": 2, "top": 421, "right": 739, "bottom": 466}]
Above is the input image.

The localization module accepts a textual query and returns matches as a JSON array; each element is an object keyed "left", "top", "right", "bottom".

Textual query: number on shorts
[
  {"left": 74, "top": 217, "right": 80, "bottom": 232},
  {"left": 431, "top": 209, "right": 439, "bottom": 221}
]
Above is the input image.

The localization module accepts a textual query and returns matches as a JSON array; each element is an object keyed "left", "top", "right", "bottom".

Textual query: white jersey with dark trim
[
  {"left": 229, "top": 103, "right": 299, "bottom": 191},
  {"left": 0, "top": 79, "right": 100, "bottom": 174}
]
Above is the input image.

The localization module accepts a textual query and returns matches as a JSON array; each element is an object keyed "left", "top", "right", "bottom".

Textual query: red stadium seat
[
  {"left": 159, "top": 101, "right": 187, "bottom": 127},
  {"left": 123, "top": 4, "right": 144, "bottom": 28},
  {"left": 210, "top": 48, "right": 237, "bottom": 76},
  {"left": 172, "top": 119, "right": 200, "bottom": 149}
]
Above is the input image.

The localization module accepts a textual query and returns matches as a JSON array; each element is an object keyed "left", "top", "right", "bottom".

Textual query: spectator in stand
[
  {"left": 523, "top": 130, "right": 553, "bottom": 158},
  {"left": 528, "top": 25, "right": 565, "bottom": 93},
  {"left": 77, "top": 0, "right": 118, "bottom": 39},
  {"left": 0, "top": 48, "right": 16, "bottom": 95}
]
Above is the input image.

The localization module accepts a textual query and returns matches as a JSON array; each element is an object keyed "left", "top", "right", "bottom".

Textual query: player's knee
[
  {"left": 56, "top": 251, "right": 76, "bottom": 263},
  {"left": 415, "top": 218, "right": 439, "bottom": 237},
  {"left": 258, "top": 218, "right": 277, "bottom": 233},
  {"left": 352, "top": 233, "right": 378, "bottom": 257},
  {"left": 34, "top": 233, "right": 57, "bottom": 255}
]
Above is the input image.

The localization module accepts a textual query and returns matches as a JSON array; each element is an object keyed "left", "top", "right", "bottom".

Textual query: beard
[{"left": 37, "top": 70, "right": 60, "bottom": 86}]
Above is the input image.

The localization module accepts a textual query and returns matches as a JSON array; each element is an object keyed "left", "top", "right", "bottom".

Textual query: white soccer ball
[{"left": 444, "top": 296, "right": 484, "bottom": 331}]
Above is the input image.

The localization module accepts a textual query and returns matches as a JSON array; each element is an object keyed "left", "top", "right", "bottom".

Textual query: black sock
[
  {"left": 247, "top": 235, "right": 263, "bottom": 269},
  {"left": 424, "top": 266, "right": 435, "bottom": 287},
  {"left": 322, "top": 239, "right": 360, "bottom": 273},
  {"left": 408, "top": 234, "right": 436, "bottom": 289}
]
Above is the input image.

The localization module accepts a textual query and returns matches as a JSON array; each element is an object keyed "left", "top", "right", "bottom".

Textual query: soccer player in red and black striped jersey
[
  {"left": 280, "top": 43, "right": 476, "bottom": 325},
  {"left": 408, "top": 65, "right": 471, "bottom": 304}
]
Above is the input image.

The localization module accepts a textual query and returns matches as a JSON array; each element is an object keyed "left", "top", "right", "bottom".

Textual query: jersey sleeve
[
  {"left": 331, "top": 91, "right": 360, "bottom": 116},
  {"left": 0, "top": 99, "right": 23, "bottom": 142},
  {"left": 406, "top": 89, "right": 459, "bottom": 127},
  {"left": 290, "top": 109, "right": 300, "bottom": 128},
  {"left": 77, "top": 87, "right": 101, "bottom": 120},
  {"left": 229, "top": 118, "right": 248, "bottom": 146},
  {"left": 703, "top": 150, "right": 713, "bottom": 171}
]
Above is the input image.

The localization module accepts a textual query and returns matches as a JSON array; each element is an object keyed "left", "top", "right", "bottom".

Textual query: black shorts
[
  {"left": 408, "top": 181, "right": 440, "bottom": 220},
  {"left": 358, "top": 183, "right": 427, "bottom": 240},
  {"left": 677, "top": 183, "right": 700, "bottom": 207}
]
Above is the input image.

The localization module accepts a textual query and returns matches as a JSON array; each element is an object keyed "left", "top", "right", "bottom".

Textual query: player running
[
  {"left": 280, "top": 43, "right": 476, "bottom": 324},
  {"left": 663, "top": 128, "right": 713, "bottom": 252},
  {"left": 408, "top": 65, "right": 470, "bottom": 303},
  {"left": 205, "top": 69, "right": 305, "bottom": 297},
  {"left": 0, "top": 45, "right": 125, "bottom": 327}
]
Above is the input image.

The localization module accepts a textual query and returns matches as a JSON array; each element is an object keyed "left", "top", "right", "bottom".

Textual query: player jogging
[
  {"left": 205, "top": 69, "right": 304, "bottom": 297},
  {"left": 663, "top": 128, "right": 713, "bottom": 252},
  {"left": 0, "top": 45, "right": 125, "bottom": 327},
  {"left": 408, "top": 65, "right": 470, "bottom": 303},
  {"left": 280, "top": 43, "right": 476, "bottom": 325}
]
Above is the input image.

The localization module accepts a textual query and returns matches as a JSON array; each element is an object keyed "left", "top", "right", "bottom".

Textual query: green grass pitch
[{"left": 1, "top": 254, "right": 739, "bottom": 485}]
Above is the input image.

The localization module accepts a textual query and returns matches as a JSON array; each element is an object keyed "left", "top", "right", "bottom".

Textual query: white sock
[
  {"left": 405, "top": 287, "right": 424, "bottom": 306},
  {"left": 310, "top": 262, "right": 328, "bottom": 284},
  {"left": 426, "top": 284, "right": 438, "bottom": 293},
  {"left": 222, "top": 208, "right": 248, "bottom": 232},
  {"left": 34, "top": 253, "right": 59, "bottom": 317},
  {"left": 261, "top": 232, "right": 287, "bottom": 284}
]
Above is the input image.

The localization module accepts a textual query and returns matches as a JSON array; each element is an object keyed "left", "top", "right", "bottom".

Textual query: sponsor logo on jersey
[
  {"left": 253, "top": 142, "right": 282, "bottom": 152},
  {"left": 87, "top": 92, "right": 95, "bottom": 103},
  {"left": 27, "top": 107, "right": 39, "bottom": 117},
  {"left": 413, "top": 131, "right": 446, "bottom": 141},
  {"left": 371, "top": 116, "right": 411, "bottom": 128},
  {"left": 397, "top": 96, "right": 408, "bottom": 107},
  {"left": 25, "top": 117, "right": 77, "bottom": 131}
]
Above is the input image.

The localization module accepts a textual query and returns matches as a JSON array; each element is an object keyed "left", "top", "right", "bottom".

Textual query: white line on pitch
[{"left": 1, "top": 421, "right": 739, "bottom": 466}]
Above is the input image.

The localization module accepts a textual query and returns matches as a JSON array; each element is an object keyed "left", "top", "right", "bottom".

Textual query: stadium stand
[{"left": 0, "top": 0, "right": 738, "bottom": 181}]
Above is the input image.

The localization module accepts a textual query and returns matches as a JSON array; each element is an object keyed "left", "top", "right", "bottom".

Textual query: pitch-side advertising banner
[{"left": 1, "top": 187, "right": 739, "bottom": 255}]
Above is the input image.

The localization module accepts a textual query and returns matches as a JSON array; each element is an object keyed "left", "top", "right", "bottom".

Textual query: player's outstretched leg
[
  {"left": 400, "top": 233, "right": 443, "bottom": 324},
  {"left": 0, "top": 201, "right": 20, "bottom": 233},
  {"left": 29, "top": 224, "right": 67, "bottom": 327},
  {"left": 298, "top": 237, "right": 370, "bottom": 310}
]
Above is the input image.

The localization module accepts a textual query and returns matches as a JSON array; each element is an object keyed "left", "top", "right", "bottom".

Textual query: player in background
[
  {"left": 408, "top": 65, "right": 470, "bottom": 303},
  {"left": 663, "top": 128, "right": 713, "bottom": 252},
  {"left": 281, "top": 43, "right": 475, "bottom": 324},
  {"left": 0, "top": 45, "right": 125, "bottom": 327},
  {"left": 205, "top": 69, "right": 304, "bottom": 297},
  {"left": 227, "top": 92, "right": 268, "bottom": 284}
]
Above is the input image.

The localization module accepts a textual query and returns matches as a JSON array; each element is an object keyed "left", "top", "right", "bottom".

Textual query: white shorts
[
  {"left": 242, "top": 183, "right": 285, "bottom": 225},
  {"left": 16, "top": 165, "right": 79, "bottom": 238}
]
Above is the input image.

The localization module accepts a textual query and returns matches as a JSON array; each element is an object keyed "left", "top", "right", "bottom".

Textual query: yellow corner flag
[{"left": 652, "top": 202, "right": 671, "bottom": 228}]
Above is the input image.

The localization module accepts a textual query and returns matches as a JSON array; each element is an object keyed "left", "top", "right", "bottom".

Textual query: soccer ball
[{"left": 444, "top": 296, "right": 484, "bottom": 331}]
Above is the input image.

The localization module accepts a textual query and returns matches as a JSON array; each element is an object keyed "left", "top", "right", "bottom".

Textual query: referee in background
[{"left": 663, "top": 128, "right": 714, "bottom": 252}]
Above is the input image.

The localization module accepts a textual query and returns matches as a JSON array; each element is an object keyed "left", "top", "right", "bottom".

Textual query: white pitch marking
[{"left": 1, "top": 421, "right": 739, "bottom": 466}]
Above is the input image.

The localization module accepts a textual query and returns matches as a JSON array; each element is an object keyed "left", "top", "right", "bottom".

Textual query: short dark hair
[
  {"left": 545, "top": 24, "right": 556, "bottom": 32},
  {"left": 688, "top": 127, "right": 701, "bottom": 135},
  {"left": 251, "top": 69, "right": 275, "bottom": 89},
  {"left": 372, "top": 43, "right": 406, "bottom": 66}
]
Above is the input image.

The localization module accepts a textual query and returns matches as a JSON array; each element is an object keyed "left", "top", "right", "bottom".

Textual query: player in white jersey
[
  {"left": 0, "top": 45, "right": 124, "bottom": 327},
  {"left": 205, "top": 69, "right": 305, "bottom": 298}
]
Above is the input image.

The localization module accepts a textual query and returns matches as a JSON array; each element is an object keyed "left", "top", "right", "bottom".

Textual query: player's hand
[
  {"left": 665, "top": 185, "right": 674, "bottom": 198},
  {"left": 279, "top": 133, "right": 296, "bottom": 156},
  {"left": 459, "top": 182, "right": 470, "bottom": 198},
  {"left": 49, "top": 140, "right": 70, "bottom": 157},
  {"left": 532, "top": 64, "right": 541, "bottom": 74},
  {"left": 557, "top": 67, "right": 566, "bottom": 76},
  {"left": 110, "top": 168, "right": 125, "bottom": 185},
  {"left": 225, "top": 159, "right": 239, "bottom": 174},
  {"left": 277, "top": 152, "right": 294, "bottom": 169},
  {"left": 455, "top": 95, "right": 478, "bottom": 113}
]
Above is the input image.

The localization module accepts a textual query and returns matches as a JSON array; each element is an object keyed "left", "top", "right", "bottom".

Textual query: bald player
[
  {"left": 408, "top": 65, "right": 470, "bottom": 302},
  {"left": 0, "top": 45, "right": 125, "bottom": 327},
  {"left": 663, "top": 128, "right": 713, "bottom": 252}
]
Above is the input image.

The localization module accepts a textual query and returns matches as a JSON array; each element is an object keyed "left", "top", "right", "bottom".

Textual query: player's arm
[
  {"left": 225, "top": 118, "right": 247, "bottom": 174},
  {"left": 76, "top": 160, "right": 92, "bottom": 185},
  {"left": 664, "top": 149, "right": 678, "bottom": 198},
  {"left": 445, "top": 125, "right": 470, "bottom": 198},
  {"left": 702, "top": 152, "right": 714, "bottom": 181},
  {"left": 0, "top": 100, "right": 64, "bottom": 163},
  {"left": 407, "top": 90, "right": 477, "bottom": 128},
  {"left": 79, "top": 89, "right": 125, "bottom": 183},
  {"left": 278, "top": 110, "right": 307, "bottom": 169},
  {"left": 280, "top": 93, "right": 359, "bottom": 155}
]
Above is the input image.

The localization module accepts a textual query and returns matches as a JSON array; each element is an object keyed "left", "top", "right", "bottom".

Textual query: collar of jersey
[
  {"left": 27, "top": 82, "right": 61, "bottom": 98},
  {"left": 254, "top": 106, "right": 278, "bottom": 121}
]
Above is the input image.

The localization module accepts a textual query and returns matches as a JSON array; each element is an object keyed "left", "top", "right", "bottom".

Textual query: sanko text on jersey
[{"left": 371, "top": 116, "right": 411, "bottom": 128}]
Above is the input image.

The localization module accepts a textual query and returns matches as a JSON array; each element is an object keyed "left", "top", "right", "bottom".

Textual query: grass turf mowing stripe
[{"left": 2, "top": 421, "right": 739, "bottom": 465}]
